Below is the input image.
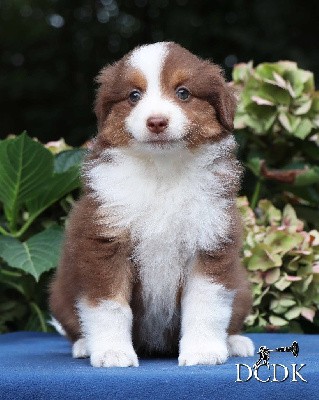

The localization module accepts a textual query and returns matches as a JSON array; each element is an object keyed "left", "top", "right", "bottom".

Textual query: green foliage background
[{"left": 233, "top": 61, "right": 319, "bottom": 227}]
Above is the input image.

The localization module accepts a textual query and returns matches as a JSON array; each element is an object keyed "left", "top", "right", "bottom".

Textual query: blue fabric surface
[{"left": 0, "top": 332, "right": 317, "bottom": 400}]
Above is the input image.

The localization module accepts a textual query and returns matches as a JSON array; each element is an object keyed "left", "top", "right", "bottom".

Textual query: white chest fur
[{"left": 87, "top": 137, "right": 238, "bottom": 350}]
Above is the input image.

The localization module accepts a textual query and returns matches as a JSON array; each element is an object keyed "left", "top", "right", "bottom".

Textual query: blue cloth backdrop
[{"left": 0, "top": 332, "right": 317, "bottom": 400}]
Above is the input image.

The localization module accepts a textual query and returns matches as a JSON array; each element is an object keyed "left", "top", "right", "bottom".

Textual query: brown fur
[
  {"left": 49, "top": 42, "right": 251, "bottom": 354},
  {"left": 49, "top": 195, "right": 134, "bottom": 341}
]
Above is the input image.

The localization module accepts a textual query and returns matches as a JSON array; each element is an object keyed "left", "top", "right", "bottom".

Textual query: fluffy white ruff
[
  {"left": 77, "top": 299, "right": 138, "bottom": 368},
  {"left": 125, "top": 42, "right": 189, "bottom": 143},
  {"left": 179, "top": 275, "right": 234, "bottom": 366},
  {"left": 227, "top": 335, "right": 255, "bottom": 357},
  {"left": 87, "top": 136, "right": 239, "bottom": 351}
]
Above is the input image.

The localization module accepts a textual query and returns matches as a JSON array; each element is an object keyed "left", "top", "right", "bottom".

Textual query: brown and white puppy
[{"left": 49, "top": 42, "right": 254, "bottom": 368}]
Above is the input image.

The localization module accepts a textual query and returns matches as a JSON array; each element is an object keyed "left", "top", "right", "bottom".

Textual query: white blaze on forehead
[
  {"left": 125, "top": 42, "right": 189, "bottom": 144},
  {"left": 128, "top": 42, "right": 168, "bottom": 93}
]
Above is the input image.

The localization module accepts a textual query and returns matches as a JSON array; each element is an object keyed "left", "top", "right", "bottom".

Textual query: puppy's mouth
[
  {"left": 145, "top": 134, "right": 181, "bottom": 145},
  {"left": 145, "top": 139, "right": 183, "bottom": 149}
]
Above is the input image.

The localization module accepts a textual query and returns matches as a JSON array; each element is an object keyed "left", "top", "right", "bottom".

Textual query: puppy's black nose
[{"left": 146, "top": 116, "right": 168, "bottom": 134}]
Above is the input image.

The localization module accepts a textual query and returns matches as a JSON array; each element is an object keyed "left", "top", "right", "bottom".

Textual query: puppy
[{"left": 49, "top": 42, "right": 254, "bottom": 367}]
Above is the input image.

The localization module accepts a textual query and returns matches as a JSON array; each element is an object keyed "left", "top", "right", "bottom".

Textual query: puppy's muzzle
[{"left": 146, "top": 116, "right": 169, "bottom": 134}]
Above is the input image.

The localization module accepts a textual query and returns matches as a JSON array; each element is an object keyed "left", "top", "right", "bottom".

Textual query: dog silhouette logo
[{"left": 253, "top": 341, "right": 299, "bottom": 370}]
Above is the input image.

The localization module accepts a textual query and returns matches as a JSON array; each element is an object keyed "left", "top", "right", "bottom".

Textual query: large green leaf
[
  {"left": 0, "top": 134, "right": 53, "bottom": 223},
  {"left": 26, "top": 166, "right": 80, "bottom": 217},
  {"left": 25, "top": 149, "right": 84, "bottom": 221},
  {"left": 0, "top": 227, "right": 64, "bottom": 281}
]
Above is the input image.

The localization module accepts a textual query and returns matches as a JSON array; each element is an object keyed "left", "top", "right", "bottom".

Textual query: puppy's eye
[
  {"left": 176, "top": 87, "right": 190, "bottom": 101},
  {"left": 129, "top": 90, "right": 142, "bottom": 103}
]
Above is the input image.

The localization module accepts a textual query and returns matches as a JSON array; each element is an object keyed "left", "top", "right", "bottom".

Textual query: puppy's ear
[
  {"left": 211, "top": 83, "right": 237, "bottom": 132},
  {"left": 94, "top": 63, "right": 118, "bottom": 132},
  {"left": 208, "top": 65, "right": 237, "bottom": 132}
]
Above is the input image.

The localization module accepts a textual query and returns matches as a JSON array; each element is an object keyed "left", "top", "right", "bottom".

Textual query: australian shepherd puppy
[{"left": 49, "top": 42, "right": 254, "bottom": 367}]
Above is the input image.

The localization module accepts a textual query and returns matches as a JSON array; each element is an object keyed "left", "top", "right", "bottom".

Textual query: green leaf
[
  {"left": 294, "top": 166, "right": 319, "bottom": 186},
  {"left": 247, "top": 244, "right": 282, "bottom": 271},
  {"left": 253, "top": 286, "right": 270, "bottom": 306},
  {"left": 0, "top": 227, "right": 64, "bottom": 281},
  {"left": 285, "top": 69, "right": 314, "bottom": 96},
  {"left": 258, "top": 83, "right": 291, "bottom": 106},
  {"left": 265, "top": 268, "right": 281, "bottom": 284},
  {"left": 293, "top": 118, "right": 313, "bottom": 139},
  {"left": 255, "top": 63, "right": 285, "bottom": 81},
  {"left": 274, "top": 276, "right": 292, "bottom": 291},
  {"left": 257, "top": 199, "right": 282, "bottom": 225},
  {"left": 278, "top": 298, "right": 296, "bottom": 307},
  {"left": 269, "top": 315, "right": 288, "bottom": 327},
  {"left": 278, "top": 112, "right": 291, "bottom": 132},
  {"left": 277, "top": 61, "right": 298, "bottom": 71},
  {"left": 246, "top": 156, "right": 262, "bottom": 176},
  {"left": 26, "top": 167, "right": 80, "bottom": 218},
  {"left": 278, "top": 113, "right": 301, "bottom": 134},
  {"left": 294, "top": 100, "right": 312, "bottom": 115},
  {"left": 285, "top": 306, "right": 302, "bottom": 320},
  {"left": 282, "top": 204, "right": 304, "bottom": 231},
  {"left": 232, "top": 61, "right": 253, "bottom": 83},
  {"left": 54, "top": 149, "right": 86, "bottom": 173},
  {"left": 298, "top": 274, "right": 313, "bottom": 292},
  {"left": 271, "top": 304, "right": 288, "bottom": 315},
  {"left": 244, "top": 103, "right": 277, "bottom": 134},
  {"left": 234, "top": 113, "right": 250, "bottom": 130},
  {"left": 0, "top": 134, "right": 53, "bottom": 225},
  {"left": 264, "top": 230, "right": 304, "bottom": 254}
]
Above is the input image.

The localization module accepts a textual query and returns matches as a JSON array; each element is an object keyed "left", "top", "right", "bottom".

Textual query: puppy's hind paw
[
  {"left": 227, "top": 335, "right": 255, "bottom": 357},
  {"left": 72, "top": 338, "right": 89, "bottom": 359},
  {"left": 90, "top": 349, "right": 139, "bottom": 368}
]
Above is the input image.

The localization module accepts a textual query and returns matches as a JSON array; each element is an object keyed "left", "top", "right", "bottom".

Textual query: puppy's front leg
[
  {"left": 78, "top": 297, "right": 138, "bottom": 368},
  {"left": 178, "top": 273, "right": 234, "bottom": 366},
  {"left": 77, "top": 251, "right": 138, "bottom": 368}
]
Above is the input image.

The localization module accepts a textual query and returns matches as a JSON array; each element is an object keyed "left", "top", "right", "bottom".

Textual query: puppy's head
[{"left": 94, "top": 42, "right": 236, "bottom": 150}]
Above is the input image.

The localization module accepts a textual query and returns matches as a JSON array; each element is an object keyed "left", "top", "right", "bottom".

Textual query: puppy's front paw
[
  {"left": 90, "top": 349, "right": 139, "bottom": 368},
  {"left": 72, "top": 338, "right": 89, "bottom": 359},
  {"left": 178, "top": 341, "right": 228, "bottom": 366},
  {"left": 227, "top": 335, "right": 255, "bottom": 357}
]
